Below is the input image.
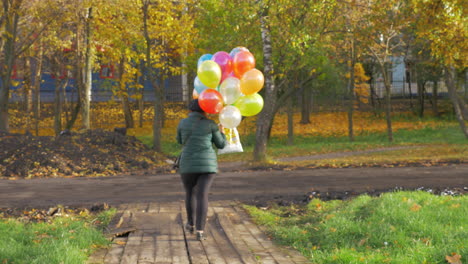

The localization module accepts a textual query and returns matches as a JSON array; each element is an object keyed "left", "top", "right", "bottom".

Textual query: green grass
[
  {"left": 245, "top": 191, "right": 468, "bottom": 264},
  {"left": 139, "top": 123, "right": 467, "bottom": 162},
  {"left": 0, "top": 208, "right": 115, "bottom": 264}
]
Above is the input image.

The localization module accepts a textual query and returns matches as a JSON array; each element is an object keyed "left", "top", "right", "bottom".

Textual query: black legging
[{"left": 180, "top": 173, "right": 215, "bottom": 231}]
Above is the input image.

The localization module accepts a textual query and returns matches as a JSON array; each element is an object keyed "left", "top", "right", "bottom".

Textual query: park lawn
[
  {"left": 139, "top": 121, "right": 468, "bottom": 166},
  {"left": 289, "top": 144, "right": 467, "bottom": 168},
  {"left": 0, "top": 208, "right": 115, "bottom": 264},
  {"left": 245, "top": 191, "right": 468, "bottom": 264}
]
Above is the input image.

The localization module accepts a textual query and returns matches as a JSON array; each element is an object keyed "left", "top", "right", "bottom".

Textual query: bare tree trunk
[
  {"left": 300, "top": 86, "right": 311, "bottom": 124},
  {"left": 142, "top": 1, "right": 164, "bottom": 151},
  {"left": 80, "top": 7, "right": 93, "bottom": 130},
  {"left": 54, "top": 78, "right": 68, "bottom": 135},
  {"left": 287, "top": 96, "right": 294, "bottom": 145},
  {"left": 347, "top": 38, "right": 356, "bottom": 142},
  {"left": 254, "top": 4, "right": 277, "bottom": 162},
  {"left": 407, "top": 73, "right": 413, "bottom": 108},
  {"left": 0, "top": 0, "right": 21, "bottom": 132},
  {"left": 65, "top": 52, "right": 82, "bottom": 130},
  {"left": 33, "top": 44, "right": 43, "bottom": 136},
  {"left": 23, "top": 57, "right": 33, "bottom": 113},
  {"left": 432, "top": 81, "right": 438, "bottom": 117},
  {"left": 379, "top": 63, "right": 393, "bottom": 142},
  {"left": 369, "top": 80, "right": 378, "bottom": 116},
  {"left": 118, "top": 56, "right": 134, "bottom": 128},
  {"left": 416, "top": 79, "right": 425, "bottom": 117},
  {"left": 136, "top": 62, "right": 144, "bottom": 128},
  {"left": 445, "top": 66, "right": 468, "bottom": 138}
]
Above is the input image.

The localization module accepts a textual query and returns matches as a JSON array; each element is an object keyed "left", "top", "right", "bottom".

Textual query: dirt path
[{"left": 1, "top": 164, "right": 466, "bottom": 208}]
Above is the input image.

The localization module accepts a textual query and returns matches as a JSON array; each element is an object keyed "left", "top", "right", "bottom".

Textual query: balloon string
[{"left": 229, "top": 128, "right": 234, "bottom": 144}]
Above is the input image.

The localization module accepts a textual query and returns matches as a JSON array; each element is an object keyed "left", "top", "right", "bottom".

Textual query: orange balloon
[
  {"left": 233, "top": 51, "right": 255, "bottom": 78},
  {"left": 240, "top": 69, "right": 264, "bottom": 95},
  {"left": 192, "top": 89, "right": 199, "bottom": 99}
]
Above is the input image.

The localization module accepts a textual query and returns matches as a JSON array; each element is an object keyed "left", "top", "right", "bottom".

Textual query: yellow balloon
[
  {"left": 197, "top": 60, "right": 222, "bottom": 88},
  {"left": 240, "top": 69, "right": 264, "bottom": 95},
  {"left": 234, "top": 93, "right": 264, "bottom": 117}
]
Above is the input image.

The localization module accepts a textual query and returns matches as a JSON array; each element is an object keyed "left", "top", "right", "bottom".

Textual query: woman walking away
[{"left": 177, "top": 99, "right": 226, "bottom": 241}]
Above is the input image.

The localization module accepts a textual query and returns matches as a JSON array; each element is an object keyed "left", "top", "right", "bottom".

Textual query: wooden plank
[
  {"left": 180, "top": 209, "right": 210, "bottom": 264},
  {"left": 154, "top": 214, "right": 173, "bottom": 263},
  {"left": 86, "top": 248, "right": 106, "bottom": 264},
  {"left": 224, "top": 207, "right": 276, "bottom": 263},
  {"left": 103, "top": 236, "right": 127, "bottom": 264},
  {"left": 200, "top": 213, "right": 228, "bottom": 264},
  {"left": 148, "top": 202, "right": 160, "bottom": 213},
  {"left": 170, "top": 214, "right": 190, "bottom": 264},
  {"left": 132, "top": 202, "right": 149, "bottom": 213},
  {"left": 120, "top": 230, "right": 144, "bottom": 264},
  {"left": 208, "top": 214, "right": 243, "bottom": 264},
  {"left": 115, "top": 203, "right": 129, "bottom": 211},
  {"left": 159, "top": 202, "right": 181, "bottom": 213},
  {"left": 233, "top": 206, "right": 310, "bottom": 264},
  {"left": 216, "top": 211, "right": 259, "bottom": 264},
  {"left": 137, "top": 233, "right": 156, "bottom": 264},
  {"left": 155, "top": 234, "right": 172, "bottom": 263}
]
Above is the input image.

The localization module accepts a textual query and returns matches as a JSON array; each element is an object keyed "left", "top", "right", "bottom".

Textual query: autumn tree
[
  {"left": 139, "top": 0, "right": 195, "bottom": 152},
  {"left": 193, "top": 0, "right": 337, "bottom": 160},
  {"left": 412, "top": 0, "right": 468, "bottom": 137},
  {"left": 355, "top": 0, "right": 410, "bottom": 142},
  {"left": 253, "top": 0, "right": 338, "bottom": 161},
  {"left": 0, "top": 0, "right": 62, "bottom": 132}
]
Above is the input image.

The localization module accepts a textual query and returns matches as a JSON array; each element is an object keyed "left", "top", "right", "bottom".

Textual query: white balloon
[
  {"left": 219, "top": 77, "right": 242, "bottom": 105},
  {"left": 219, "top": 105, "right": 242, "bottom": 129}
]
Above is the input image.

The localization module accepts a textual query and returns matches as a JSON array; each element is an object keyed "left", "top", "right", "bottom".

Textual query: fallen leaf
[
  {"left": 446, "top": 253, "right": 462, "bottom": 264},
  {"left": 410, "top": 203, "right": 422, "bottom": 212}
]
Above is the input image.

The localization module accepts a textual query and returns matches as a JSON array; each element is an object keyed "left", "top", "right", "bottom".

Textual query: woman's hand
[{"left": 218, "top": 123, "right": 225, "bottom": 133}]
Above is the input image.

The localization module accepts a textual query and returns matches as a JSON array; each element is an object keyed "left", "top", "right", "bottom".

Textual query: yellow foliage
[
  {"left": 354, "top": 63, "right": 370, "bottom": 106},
  {"left": 9, "top": 102, "right": 442, "bottom": 139}
]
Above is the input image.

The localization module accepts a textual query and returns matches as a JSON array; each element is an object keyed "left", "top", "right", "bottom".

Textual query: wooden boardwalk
[{"left": 87, "top": 202, "right": 311, "bottom": 264}]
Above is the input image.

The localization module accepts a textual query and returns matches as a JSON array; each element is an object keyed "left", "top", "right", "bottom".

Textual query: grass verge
[
  {"left": 0, "top": 208, "right": 115, "bottom": 264},
  {"left": 245, "top": 191, "right": 467, "bottom": 264},
  {"left": 139, "top": 123, "right": 467, "bottom": 165}
]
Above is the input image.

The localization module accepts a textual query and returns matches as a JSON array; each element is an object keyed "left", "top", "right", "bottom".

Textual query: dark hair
[{"left": 188, "top": 99, "right": 204, "bottom": 113}]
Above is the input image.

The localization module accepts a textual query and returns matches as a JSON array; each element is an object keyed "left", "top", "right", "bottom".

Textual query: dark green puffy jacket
[{"left": 176, "top": 112, "right": 226, "bottom": 174}]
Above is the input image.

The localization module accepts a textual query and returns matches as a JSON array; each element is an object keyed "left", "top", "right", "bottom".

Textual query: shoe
[
  {"left": 185, "top": 223, "right": 194, "bottom": 234},
  {"left": 196, "top": 231, "right": 206, "bottom": 241}
]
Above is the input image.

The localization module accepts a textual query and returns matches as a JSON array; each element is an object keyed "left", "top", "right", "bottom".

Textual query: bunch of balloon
[{"left": 193, "top": 47, "right": 265, "bottom": 154}]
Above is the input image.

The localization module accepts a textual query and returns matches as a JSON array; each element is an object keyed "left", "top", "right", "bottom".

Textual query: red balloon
[
  {"left": 198, "top": 89, "right": 224, "bottom": 114},
  {"left": 233, "top": 51, "right": 255, "bottom": 78}
]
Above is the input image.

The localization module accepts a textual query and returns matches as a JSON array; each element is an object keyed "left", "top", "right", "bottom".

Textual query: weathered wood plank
[
  {"left": 180, "top": 209, "right": 210, "bottom": 264},
  {"left": 86, "top": 248, "right": 106, "bottom": 264},
  {"left": 224, "top": 207, "right": 276, "bottom": 263},
  {"left": 137, "top": 234, "right": 156, "bottom": 264},
  {"left": 103, "top": 236, "right": 127, "bottom": 264},
  {"left": 159, "top": 202, "right": 181, "bottom": 213},
  {"left": 201, "top": 214, "right": 228, "bottom": 264},
  {"left": 169, "top": 214, "right": 190, "bottom": 264},
  {"left": 132, "top": 202, "right": 149, "bottom": 213},
  {"left": 216, "top": 211, "right": 259, "bottom": 264},
  {"left": 120, "top": 230, "right": 144, "bottom": 264},
  {"left": 148, "top": 202, "right": 160, "bottom": 213},
  {"left": 154, "top": 234, "right": 172, "bottom": 263},
  {"left": 154, "top": 213, "right": 173, "bottom": 264},
  {"left": 233, "top": 206, "right": 310, "bottom": 264},
  {"left": 211, "top": 217, "right": 244, "bottom": 263}
]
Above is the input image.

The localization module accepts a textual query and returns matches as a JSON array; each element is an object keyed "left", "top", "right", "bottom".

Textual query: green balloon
[
  {"left": 234, "top": 93, "right": 264, "bottom": 117},
  {"left": 197, "top": 60, "right": 221, "bottom": 88}
]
